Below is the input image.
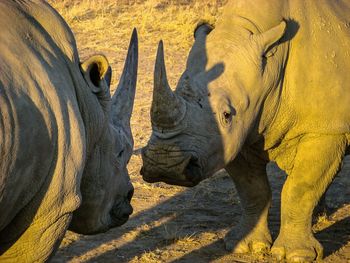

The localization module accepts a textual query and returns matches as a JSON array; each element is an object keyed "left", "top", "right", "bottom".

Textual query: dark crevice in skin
[
  {"left": 141, "top": 154, "right": 203, "bottom": 187},
  {"left": 197, "top": 98, "right": 203, "bottom": 108},
  {"left": 142, "top": 151, "right": 190, "bottom": 169},
  {"left": 184, "top": 157, "right": 202, "bottom": 185}
]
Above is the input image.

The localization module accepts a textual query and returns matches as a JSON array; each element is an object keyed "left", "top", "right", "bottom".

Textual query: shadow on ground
[{"left": 52, "top": 157, "right": 350, "bottom": 262}]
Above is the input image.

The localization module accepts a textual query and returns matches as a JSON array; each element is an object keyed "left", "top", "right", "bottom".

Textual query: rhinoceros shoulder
[{"left": 0, "top": 0, "right": 85, "bottom": 235}]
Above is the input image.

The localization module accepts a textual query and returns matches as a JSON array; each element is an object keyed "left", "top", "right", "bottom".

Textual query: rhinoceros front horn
[
  {"left": 151, "top": 41, "right": 186, "bottom": 130},
  {"left": 111, "top": 28, "right": 138, "bottom": 130}
]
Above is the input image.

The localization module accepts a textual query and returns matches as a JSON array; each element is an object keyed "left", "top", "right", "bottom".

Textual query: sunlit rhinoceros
[
  {"left": 141, "top": 0, "right": 350, "bottom": 261},
  {"left": 0, "top": 1, "right": 137, "bottom": 262}
]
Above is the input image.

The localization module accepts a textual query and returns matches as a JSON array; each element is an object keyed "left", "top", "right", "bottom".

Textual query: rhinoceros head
[
  {"left": 141, "top": 20, "right": 286, "bottom": 187},
  {"left": 69, "top": 30, "right": 138, "bottom": 234}
]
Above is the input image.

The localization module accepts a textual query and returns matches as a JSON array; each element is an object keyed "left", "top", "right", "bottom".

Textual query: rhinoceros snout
[
  {"left": 110, "top": 196, "right": 133, "bottom": 227},
  {"left": 127, "top": 185, "right": 134, "bottom": 201},
  {"left": 108, "top": 183, "right": 134, "bottom": 227},
  {"left": 141, "top": 146, "right": 203, "bottom": 187}
]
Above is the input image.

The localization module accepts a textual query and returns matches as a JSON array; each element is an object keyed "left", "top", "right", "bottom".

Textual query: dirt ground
[{"left": 48, "top": 1, "right": 350, "bottom": 262}]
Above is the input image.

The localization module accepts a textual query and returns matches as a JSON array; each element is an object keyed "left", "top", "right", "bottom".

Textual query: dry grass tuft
[
  {"left": 48, "top": 0, "right": 226, "bottom": 52},
  {"left": 162, "top": 222, "right": 184, "bottom": 242}
]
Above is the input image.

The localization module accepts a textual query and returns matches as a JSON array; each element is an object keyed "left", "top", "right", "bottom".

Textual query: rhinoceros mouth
[
  {"left": 141, "top": 156, "right": 203, "bottom": 187},
  {"left": 142, "top": 173, "right": 199, "bottom": 187},
  {"left": 183, "top": 157, "right": 202, "bottom": 184},
  {"left": 110, "top": 214, "right": 130, "bottom": 227},
  {"left": 109, "top": 198, "right": 133, "bottom": 227}
]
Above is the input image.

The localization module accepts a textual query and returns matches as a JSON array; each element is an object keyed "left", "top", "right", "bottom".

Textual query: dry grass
[
  {"left": 48, "top": 0, "right": 225, "bottom": 81},
  {"left": 47, "top": 0, "right": 226, "bottom": 52},
  {"left": 48, "top": 0, "right": 226, "bottom": 151}
]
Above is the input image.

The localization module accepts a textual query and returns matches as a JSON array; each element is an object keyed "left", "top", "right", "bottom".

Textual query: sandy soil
[
  {"left": 52, "top": 159, "right": 350, "bottom": 263},
  {"left": 48, "top": 1, "right": 350, "bottom": 262}
]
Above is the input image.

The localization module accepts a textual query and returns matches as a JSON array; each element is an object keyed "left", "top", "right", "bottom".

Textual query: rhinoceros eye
[
  {"left": 222, "top": 111, "right": 232, "bottom": 125},
  {"left": 223, "top": 111, "right": 231, "bottom": 120},
  {"left": 220, "top": 103, "right": 236, "bottom": 127}
]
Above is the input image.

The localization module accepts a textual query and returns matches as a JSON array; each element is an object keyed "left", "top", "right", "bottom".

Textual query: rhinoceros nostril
[
  {"left": 124, "top": 202, "right": 133, "bottom": 216},
  {"left": 127, "top": 187, "right": 134, "bottom": 201},
  {"left": 184, "top": 157, "right": 202, "bottom": 184},
  {"left": 110, "top": 200, "right": 133, "bottom": 227}
]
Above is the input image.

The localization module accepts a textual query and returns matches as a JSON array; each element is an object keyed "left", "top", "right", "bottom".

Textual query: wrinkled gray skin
[
  {"left": 0, "top": 1, "right": 137, "bottom": 262},
  {"left": 142, "top": 0, "right": 350, "bottom": 261}
]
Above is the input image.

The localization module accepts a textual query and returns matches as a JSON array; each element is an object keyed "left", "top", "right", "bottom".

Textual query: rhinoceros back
[{"left": 0, "top": 0, "right": 85, "bottom": 236}]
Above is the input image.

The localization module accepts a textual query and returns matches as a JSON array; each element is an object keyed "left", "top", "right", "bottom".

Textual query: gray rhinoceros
[
  {"left": 141, "top": 0, "right": 350, "bottom": 261},
  {"left": 0, "top": 1, "right": 137, "bottom": 262}
]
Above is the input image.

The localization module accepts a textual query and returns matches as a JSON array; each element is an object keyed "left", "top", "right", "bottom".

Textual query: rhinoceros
[
  {"left": 141, "top": 0, "right": 350, "bottom": 261},
  {"left": 0, "top": 1, "right": 137, "bottom": 261}
]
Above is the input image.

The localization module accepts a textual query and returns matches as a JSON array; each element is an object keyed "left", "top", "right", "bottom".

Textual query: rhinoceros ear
[
  {"left": 255, "top": 21, "right": 286, "bottom": 56},
  {"left": 81, "top": 55, "right": 111, "bottom": 94},
  {"left": 186, "top": 23, "right": 213, "bottom": 77},
  {"left": 193, "top": 22, "right": 213, "bottom": 39}
]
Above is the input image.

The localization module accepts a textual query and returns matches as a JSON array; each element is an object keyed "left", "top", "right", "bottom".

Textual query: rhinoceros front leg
[
  {"left": 0, "top": 213, "right": 71, "bottom": 262},
  {"left": 225, "top": 152, "right": 272, "bottom": 254},
  {"left": 271, "top": 135, "right": 347, "bottom": 262}
]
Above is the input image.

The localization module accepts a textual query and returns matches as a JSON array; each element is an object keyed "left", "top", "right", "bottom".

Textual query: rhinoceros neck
[
  {"left": 261, "top": 0, "right": 350, "bottom": 152},
  {"left": 70, "top": 70, "right": 108, "bottom": 157}
]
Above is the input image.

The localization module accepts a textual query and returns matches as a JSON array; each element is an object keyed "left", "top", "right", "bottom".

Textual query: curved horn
[
  {"left": 112, "top": 28, "right": 138, "bottom": 128},
  {"left": 151, "top": 41, "right": 186, "bottom": 129}
]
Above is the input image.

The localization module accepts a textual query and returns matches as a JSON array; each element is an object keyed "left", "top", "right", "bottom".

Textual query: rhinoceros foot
[
  {"left": 271, "top": 232, "right": 323, "bottom": 262},
  {"left": 224, "top": 224, "right": 272, "bottom": 254}
]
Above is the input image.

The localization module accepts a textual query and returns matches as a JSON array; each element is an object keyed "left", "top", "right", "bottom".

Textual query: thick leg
[
  {"left": 313, "top": 187, "right": 329, "bottom": 219},
  {"left": 0, "top": 209, "right": 72, "bottom": 262},
  {"left": 271, "top": 135, "right": 346, "bottom": 262},
  {"left": 225, "top": 152, "right": 272, "bottom": 254},
  {"left": 0, "top": 169, "right": 80, "bottom": 262}
]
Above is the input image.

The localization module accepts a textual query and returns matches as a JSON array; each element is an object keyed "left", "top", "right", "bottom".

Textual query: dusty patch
[
  {"left": 52, "top": 159, "right": 350, "bottom": 262},
  {"left": 48, "top": 1, "right": 350, "bottom": 262}
]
